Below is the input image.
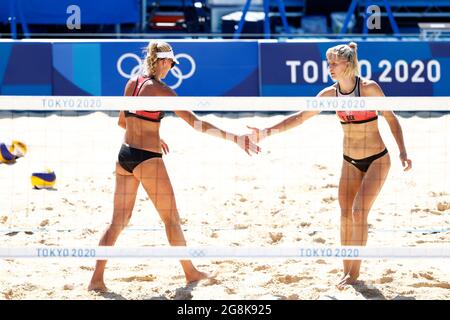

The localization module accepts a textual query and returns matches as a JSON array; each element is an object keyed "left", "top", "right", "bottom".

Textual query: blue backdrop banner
[
  {"left": 0, "top": 42, "right": 52, "bottom": 95},
  {"left": 260, "top": 41, "right": 450, "bottom": 96},
  {"left": 0, "top": 40, "right": 449, "bottom": 97},
  {"left": 260, "top": 42, "right": 450, "bottom": 96},
  {"left": 52, "top": 41, "right": 260, "bottom": 96}
]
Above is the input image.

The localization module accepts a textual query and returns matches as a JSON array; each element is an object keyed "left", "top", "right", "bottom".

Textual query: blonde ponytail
[
  {"left": 326, "top": 42, "right": 360, "bottom": 78},
  {"left": 143, "top": 41, "right": 173, "bottom": 77}
]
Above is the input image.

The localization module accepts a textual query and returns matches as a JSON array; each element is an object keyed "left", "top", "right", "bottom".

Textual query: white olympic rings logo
[{"left": 116, "top": 53, "right": 196, "bottom": 90}]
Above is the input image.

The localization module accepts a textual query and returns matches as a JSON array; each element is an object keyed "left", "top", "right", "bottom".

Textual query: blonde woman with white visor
[{"left": 248, "top": 42, "right": 412, "bottom": 289}]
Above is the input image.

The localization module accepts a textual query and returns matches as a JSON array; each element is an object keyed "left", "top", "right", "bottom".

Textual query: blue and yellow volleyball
[
  {"left": 0, "top": 143, "right": 16, "bottom": 163},
  {"left": 31, "top": 169, "right": 56, "bottom": 189},
  {"left": 9, "top": 140, "right": 27, "bottom": 158}
]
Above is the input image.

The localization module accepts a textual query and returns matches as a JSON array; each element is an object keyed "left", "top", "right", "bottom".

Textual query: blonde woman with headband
[
  {"left": 248, "top": 42, "right": 412, "bottom": 289},
  {"left": 88, "top": 41, "right": 260, "bottom": 292}
]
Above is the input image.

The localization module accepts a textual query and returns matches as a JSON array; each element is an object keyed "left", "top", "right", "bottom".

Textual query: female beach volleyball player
[
  {"left": 88, "top": 41, "right": 260, "bottom": 292},
  {"left": 248, "top": 42, "right": 412, "bottom": 289}
]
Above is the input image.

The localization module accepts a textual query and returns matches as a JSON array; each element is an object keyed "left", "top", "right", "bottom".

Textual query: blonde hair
[
  {"left": 326, "top": 42, "right": 359, "bottom": 78},
  {"left": 143, "top": 41, "right": 173, "bottom": 77}
]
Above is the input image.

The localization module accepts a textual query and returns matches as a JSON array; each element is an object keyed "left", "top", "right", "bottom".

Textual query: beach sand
[{"left": 0, "top": 111, "right": 449, "bottom": 300}]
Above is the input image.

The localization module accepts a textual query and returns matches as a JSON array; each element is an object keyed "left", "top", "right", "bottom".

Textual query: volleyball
[
  {"left": 9, "top": 140, "right": 27, "bottom": 158},
  {"left": 31, "top": 169, "right": 56, "bottom": 189},
  {"left": 0, "top": 142, "right": 17, "bottom": 163}
]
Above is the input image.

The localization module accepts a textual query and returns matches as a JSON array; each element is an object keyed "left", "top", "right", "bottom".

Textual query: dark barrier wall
[
  {"left": 0, "top": 0, "right": 139, "bottom": 24},
  {"left": 0, "top": 40, "right": 449, "bottom": 96}
]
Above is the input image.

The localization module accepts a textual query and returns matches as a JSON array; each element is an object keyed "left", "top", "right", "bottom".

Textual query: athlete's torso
[
  {"left": 336, "top": 76, "right": 378, "bottom": 124},
  {"left": 123, "top": 76, "right": 164, "bottom": 153},
  {"left": 335, "top": 77, "right": 385, "bottom": 159}
]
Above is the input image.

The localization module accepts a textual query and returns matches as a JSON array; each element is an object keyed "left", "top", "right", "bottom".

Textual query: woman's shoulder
[
  {"left": 359, "top": 77, "right": 380, "bottom": 89},
  {"left": 139, "top": 77, "right": 173, "bottom": 96},
  {"left": 316, "top": 84, "right": 337, "bottom": 97},
  {"left": 359, "top": 77, "right": 384, "bottom": 95}
]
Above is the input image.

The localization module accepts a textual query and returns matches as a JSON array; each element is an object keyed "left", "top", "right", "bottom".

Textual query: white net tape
[
  {"left": 0, "top": 96, "right": 450, "bottom": 111},
  {"left": 0, "top": 246, "right": 449, "bottom": 259}
]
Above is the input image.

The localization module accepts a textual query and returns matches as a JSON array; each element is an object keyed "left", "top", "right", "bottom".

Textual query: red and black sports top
[
  {"left": 335, "top": 76, "right": 378, "bottom": 124},
  {"left": 124, "top": 76, "right": 165, "bottom": 122}
]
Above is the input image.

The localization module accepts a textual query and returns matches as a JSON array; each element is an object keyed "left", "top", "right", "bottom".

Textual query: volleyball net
[{"left": 0, "top": 95, "right": 449, "bottom": 259}]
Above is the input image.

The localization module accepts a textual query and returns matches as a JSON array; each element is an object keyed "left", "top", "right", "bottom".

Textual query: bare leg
[
  {"left": 338, "top": 153, "right": 390, "bottom": 289},
  {"left": 88, "top": 163, "right": 140, "bottom": 292},
  {"left": 134, "top": 158, "right": 209, "bottom": 283},
  {"left": 338, "top": 160, "right": 363, "bottom": 283}
]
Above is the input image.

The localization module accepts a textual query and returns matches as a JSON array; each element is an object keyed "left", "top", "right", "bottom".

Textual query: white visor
[{"left": 156, "top": 50, "right": 179, "bottom": 64}]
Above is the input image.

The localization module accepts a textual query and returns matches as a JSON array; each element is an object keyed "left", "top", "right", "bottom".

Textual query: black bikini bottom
[
  {"left": 118, "top": 144, "right": 162, "bottom": 173},
  {"left": 343, "top": 148, "right": 388, "bottom": 173}
]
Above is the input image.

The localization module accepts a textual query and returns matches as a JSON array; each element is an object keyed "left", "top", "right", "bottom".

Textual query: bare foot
[
  {"left": 336, "top": 274, "right": 358, "bottom": 290},
  {"left": 185, "top": 270, "right": 211, "bottom": 283},
  {"left": 88, "top": 280, "right": 108, "bottom": 293}
]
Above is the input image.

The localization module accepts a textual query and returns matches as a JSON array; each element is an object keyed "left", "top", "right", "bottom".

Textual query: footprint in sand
[
  {"left": 383, "top": 269, "right": 396, "bottom": 275},
  {"left": 271, "top": 209, "right": 282, "bottom": 216},
  {"left": 411, "top": 282, "right": 450, "bottom": 289},
  {"left": 210, "top": 232, "right": 218, "bottom": 238},
  {"left": 235, "top": 194, "right": 247, "bottom": 202},
  {"left": 269, "top": 232, "right": 283, "bottom": 244},
  {"left": 116, "top": 275, "right": 157, "bottom": 282},
  {"left": 40, "top": 219, "right": 49, "bottom": 227},
  {"left": 316, "top": 259, "right": 327, "bottom": 264},
  {"left": 3, "top": 289, "right": 16, "bottom": 300},
  {"left": 429, "top": 191, "right": 449, "bottom": 197},
  {"left": 271, "top": 274, "right": 313, "bottom": 285},
  {"left": 313, "top": 237, "right": 326, "bottom": 244},
  {"left": 419, "top": 272, "right": 435, "bottom": 281},
  {"left": 225, "top": 287, "right": 236, "bottom": 295},
  {"left": 63, "top": 284, "right": 74, "bottom": 290},
  {"left": 82, "top": 229, "right": 96, "bottom": 236},
  {"left": 254, "top": 265, "right": 271, "bottom": 272},
  {"left": 378, "top": 276, "right": 394, "bottom": 284},
  {"left": 203, "top": 277, "right": 222, "bottom": 286},
  {"left": 300, "top": 222, "right": 311, "bottom": 228},
  {"left": 80, "top": 266, "right": 94, "bottom": 271},
  {"left": 322, "top": 196, "right": 337, "bottom": 204},
  {"left": 437, "top": 202, "right": 450, "bottom": 211},
  {"left": 328, "top": 269, "right": 339, "bottom": 274}
]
